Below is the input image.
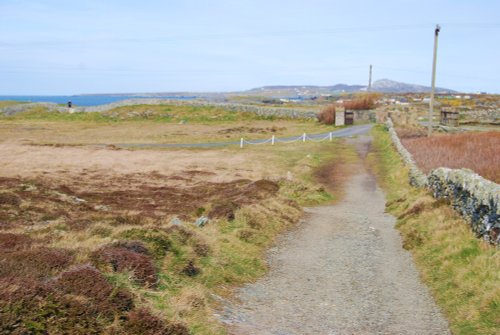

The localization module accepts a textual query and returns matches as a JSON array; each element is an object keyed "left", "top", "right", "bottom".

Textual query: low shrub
[
  {"left": 91, "top": 245, "right": 157, "bottom": 287},
  {"left": 118, "top": 228, "right": 171, "bottom": 258},
  {"left": 208, "top": 201, "right": 239, "bottom": 221},
  {"left": 245, "top": 179, "right": 280, "bottom": 200},
  {"left": 0, "top": 191, "right": 21, "bottom": 206},
  {"left": 182, "top": 260, "right": 200, "bottom": 277},
  {"left": 113, "top": 240, "right": 150, "bottom": 255},
  {"left": 0, "top": 247, "right": 73, "bottom": 279},
  {"left": 113, "top": 215, "right": 144, "bottom": 226},
  {"left": 237, "top": 229, "right": 256, "bottom": 242},
  {"left": 343, "top": 96, "right": 375, "bottom": 110},
  {"left": 54, "top": 264, "right": 134, "bottom": 316},
  {"left": 0, "top": 276, "right": 103, "bottom": 334},
  {"left": 0, "top": 232, "right": 33, "bottom": 251},
  {"left": 117, "top": 308, "right": 189, "bottom": 335}
]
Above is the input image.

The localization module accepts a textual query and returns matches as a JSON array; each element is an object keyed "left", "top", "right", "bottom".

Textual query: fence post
[
  {"left": 240, "top": 138, "right": 244, "bottom": 148},
  {"left": 271, "top": 135, "right": 275, "bottom": 145},
  {"left": 302, "top": 133, "right": 306, "bottom": 142},
  {"left": 329, "top": 132, "right": 333, "bottom": 142}
]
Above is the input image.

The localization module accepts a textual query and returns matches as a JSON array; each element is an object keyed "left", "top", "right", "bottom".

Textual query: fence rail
[
  {"left": 116, "top": 124, "right": 373, "bottom": 149},
  {"left": 240, "top": 131, "right": 346, "bottom": 148}
]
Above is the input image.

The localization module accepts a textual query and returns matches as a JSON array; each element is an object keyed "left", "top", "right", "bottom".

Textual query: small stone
[
  {"left": 170, "top": 216, "right": 182, "bottom": 225},
  {"left": 195, "top": 216, "right": 209, "bottom": 227}
]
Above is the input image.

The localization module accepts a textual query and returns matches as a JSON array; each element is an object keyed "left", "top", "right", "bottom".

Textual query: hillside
[{"left": 245, "top": 79, "right": 455, "bottom": 96}]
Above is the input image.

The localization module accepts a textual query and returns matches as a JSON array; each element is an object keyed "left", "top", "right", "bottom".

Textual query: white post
[
  {"left": 240, "top": 138, "right": 244, "bottom": 148},
  {"left": 329, "top": 132, "right": 333, "bottom": 141},
  {"left": 302, "top": 133, "right": 306, "bottom": 142},
  {"left": 271, "top": 135, "right": 275, "bottom": 145}
]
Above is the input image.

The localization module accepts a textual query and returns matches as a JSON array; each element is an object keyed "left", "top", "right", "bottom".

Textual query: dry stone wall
[
  {"left": 429, "top": 168, "right": 500, "bottom": 244},
  {"left": 386, "top": 118, "right": 428, "bottom": 187},
  {"left": 0, "top": 99, "right": 318, "bottom": 120},
  {"left": 386, "top": 118, "right": 500, "bottom": 245}
]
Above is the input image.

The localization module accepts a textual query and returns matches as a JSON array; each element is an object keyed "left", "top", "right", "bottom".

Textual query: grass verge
[{"left": 368, "top": 125, "right": 500, "bottom": 335}]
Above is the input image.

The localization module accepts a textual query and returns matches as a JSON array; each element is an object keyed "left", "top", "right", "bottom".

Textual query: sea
[{"left": 0, "top": 95, "right": 197, "bottom": 107}]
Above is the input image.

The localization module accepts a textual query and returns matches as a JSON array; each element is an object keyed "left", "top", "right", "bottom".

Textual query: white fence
[{"left": 239, "top": 132, "right": 334, "bottom": 148}]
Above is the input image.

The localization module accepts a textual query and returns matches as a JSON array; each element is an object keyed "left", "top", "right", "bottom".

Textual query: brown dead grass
[
  {"left": 0, "top": 119, "right": 332, "bottom": 146},
  {"left": 343, "top": 95, "right": 376, "bottom": 110},
  {"left": 317, "top": 104, "right": 336, "bottom": 125},
  {"left": 402, "top": 131, "right": 500, "bottom": 183}
]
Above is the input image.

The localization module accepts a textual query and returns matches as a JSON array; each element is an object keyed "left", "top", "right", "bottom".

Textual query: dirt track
[{"left": 221, "top": 136, "right": 450, "bottom": 335}]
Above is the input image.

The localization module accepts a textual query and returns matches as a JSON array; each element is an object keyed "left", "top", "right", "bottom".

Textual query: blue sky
[{"left": 0, "top": 0, "right": 499, "bottom": 94}]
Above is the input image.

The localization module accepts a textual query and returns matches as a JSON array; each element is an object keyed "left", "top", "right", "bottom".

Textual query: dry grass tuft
[{"left": 402, "top": 131, "right": 500, "bottom": 182}]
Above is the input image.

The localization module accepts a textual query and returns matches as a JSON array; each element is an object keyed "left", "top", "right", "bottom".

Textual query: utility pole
[
  {"left": 368, "top": 64, "right": 372, "bottom": 92},
  {"left": 428, "top": 24, "right": 440, "bottom": 136}
]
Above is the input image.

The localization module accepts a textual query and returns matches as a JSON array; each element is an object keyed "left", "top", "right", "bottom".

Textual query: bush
[
  {"left": 0, "top": 191, "right": 21, "bottom": 206},
  {"left": 118, "top": 308, "right": 189, "bottom": 335},
  {"left": 343, "top": 96, "right": 375, "bottom": 110},
  {"left": 118, "top": 228, "right": 171, "bottom": 258},
  {"left": 317, "top": 105, "right": 336, "bottom": 125},
  {"left": 182, "top": 260, "right": 200, "bottom": 277},
  {"left": 91, "top": 245, "right": 157, "bottom": 287},
  {"left": 54, "top": 264, "right": 134, "bottom": 316},
  {"left": 0, "top": 276, "right": 103, "bottom": 334},
  {"left": 0, "top": 247, "right": 74, "bottom": 279},
  {"left": 113, "top": 240, "right": 151, "bottom": 255},
  {"left": 0, "top": 233, "right": 33, "bottom": 252},
  {"left": 208, "top": 201, "right": 239, "bottom": 221}
]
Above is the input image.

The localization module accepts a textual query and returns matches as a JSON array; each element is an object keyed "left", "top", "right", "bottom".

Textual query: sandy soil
[{"left": 221, "top": 136, "right": 450, "bottom": 335}]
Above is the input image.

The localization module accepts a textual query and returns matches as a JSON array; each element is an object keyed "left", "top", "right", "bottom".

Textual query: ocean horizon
[{"left": 0, "top": 95, "right": 197, "bottom": 107}]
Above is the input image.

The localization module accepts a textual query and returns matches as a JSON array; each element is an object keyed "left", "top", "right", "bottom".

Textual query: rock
[
  {"left": 195, "top": 216, "right": 209, "bottom": 227},
  {"left": 94, "top": 204, "right": 110, "bottom": 212},
  {"left": 170, "top": 216, "right": 182, "bottom": 226}
]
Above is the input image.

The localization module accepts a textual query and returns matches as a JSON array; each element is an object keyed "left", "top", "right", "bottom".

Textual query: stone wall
[
  {"left": 1, "top": 102, "right": 67, "bottom": 116},
  {"left": 429, "top": 168, "right": 500, "bottom": 244},
  {"left": 386, "top": 118, "right": 500, "bottom": 245},
  {"left": 460, "top": 109, "right": 500, "bottom": 124},
  {"left": 350, "top": 109, "right": 376, "bottom": 123},
  {"left": 385, "top": 118, "right": 428, "bottom": 187},
  {"left": 0, "top": 99, "right": 318, "bottom": 120}
]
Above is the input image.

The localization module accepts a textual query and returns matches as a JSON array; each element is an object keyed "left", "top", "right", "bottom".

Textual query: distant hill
[
  {"left": 371, "top": 79, "right": 455, "bottom": 93},
  {"left": 74, "top": 79, "right": 456, "bottom": 100},
  {"left": 246, "top": 79, "right": 455, "bottom": 96}
]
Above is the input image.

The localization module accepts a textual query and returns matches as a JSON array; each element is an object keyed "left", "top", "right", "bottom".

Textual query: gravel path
[{"left": 220, "top": 136, "right": 450, "bottom": 335}]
